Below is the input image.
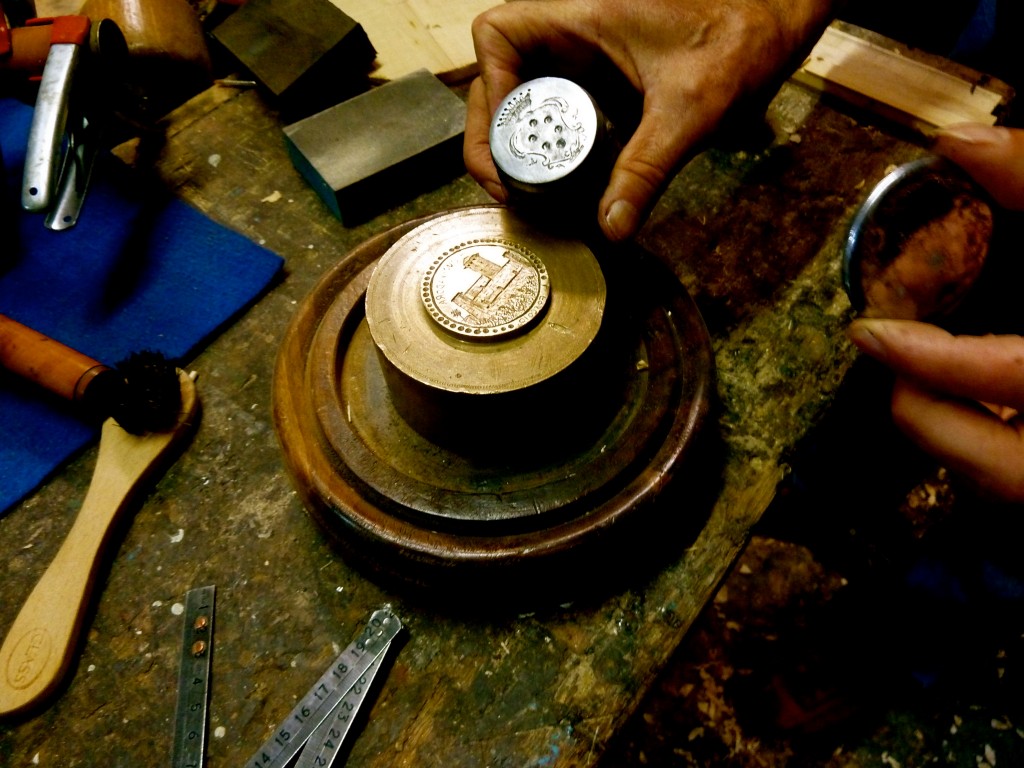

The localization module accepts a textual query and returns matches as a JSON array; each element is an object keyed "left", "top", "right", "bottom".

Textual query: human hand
[
  {"left": 848, "top": 318, "right": 1024, "bottom": 502},
  {"left": 465, "top": 0, "right": 835, "bottom": 241},
  {"left": 847, "top": 124, "right": 1024, "bottom": 502}
]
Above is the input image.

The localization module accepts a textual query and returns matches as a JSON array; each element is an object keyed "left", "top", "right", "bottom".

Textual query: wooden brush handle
[
  {"left": 0, "top": 313, "right": 110, "bottom": 402},
  {"left": 0, "top": 370, "right": 199, "bottom": 717}
]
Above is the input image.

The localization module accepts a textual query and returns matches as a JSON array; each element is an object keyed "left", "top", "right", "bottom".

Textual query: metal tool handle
[
  {"left": 21, "top": 16, "right": 91, "bottom": 212},
  {"left": 21, "top": 41, "right": 77, "bottom": 211},
  {"left": 44, "top": 111, "right": 97, "bottom": 230}
]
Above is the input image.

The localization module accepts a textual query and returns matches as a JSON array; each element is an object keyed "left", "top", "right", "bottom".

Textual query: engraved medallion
[
  {"left": 421, "top": 240, "right": 549, "bottom": 339},
  {"left": 365, "top": 207, "right": 606, "bottom": 395}
]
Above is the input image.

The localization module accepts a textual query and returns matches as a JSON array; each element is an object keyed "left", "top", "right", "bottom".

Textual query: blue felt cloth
[{"left": 0, "top": 98, "right": 284, "bottom": 516}]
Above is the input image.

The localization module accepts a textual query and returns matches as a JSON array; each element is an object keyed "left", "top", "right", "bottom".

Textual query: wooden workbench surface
[{"left": 1, "top": 75, "right": 923, "bottom": 766}]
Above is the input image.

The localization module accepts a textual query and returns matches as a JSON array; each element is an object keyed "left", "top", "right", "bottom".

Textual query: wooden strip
[
  {"left": 328, "top": 0, "right": 494, "bottom": 83},
  {"left": 793, "top": 24, "right": 1006, "bottom": 130}
]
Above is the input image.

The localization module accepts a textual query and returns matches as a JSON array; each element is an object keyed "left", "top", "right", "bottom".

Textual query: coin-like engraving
[
  {"left": 490, "top": 78, "right": 602, "bottom": 188},
  {"left": 504, "top": 90, "right": 586, "bottom": 171},
  {"left": 422, "top": 239, "right": 550, "bottom": 339}
]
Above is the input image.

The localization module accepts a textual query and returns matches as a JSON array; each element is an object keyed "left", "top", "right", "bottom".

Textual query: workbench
[{"left": 0, "top": 68, "right": 963, "bottom": 765}]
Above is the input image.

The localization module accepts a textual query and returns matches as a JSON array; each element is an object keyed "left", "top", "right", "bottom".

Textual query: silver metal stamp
[{"left": 489, "top": 77, "right": 614, "bottom": 212}]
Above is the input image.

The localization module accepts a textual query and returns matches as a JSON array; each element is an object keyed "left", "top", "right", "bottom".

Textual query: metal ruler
[
  {"left": 244, "top": 607, "right": 402, "bottom": 768},
  {"left": 293, "top": 646, "right": 389, "bottom": 768},
  {"left": 172, "top": 585, "right": 217, "bottom": 768}
]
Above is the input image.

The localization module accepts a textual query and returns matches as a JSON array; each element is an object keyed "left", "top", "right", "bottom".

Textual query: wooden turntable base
[{"left": 272, "top": 208, "right": 715, "bottom": 597}]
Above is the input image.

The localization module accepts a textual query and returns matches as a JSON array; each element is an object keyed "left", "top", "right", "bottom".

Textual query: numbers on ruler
[
  {"left": 292, "top": 703, "right": 313, "bottom": 726},
  {"left": 244, "top": 608, "right": 401, "bottom": 768},
  {"left": 330, "top": 663, "right": 350, "bottom": 682},
  {"left": 173, "top": 586, "right": 216, "bottom": 768}
]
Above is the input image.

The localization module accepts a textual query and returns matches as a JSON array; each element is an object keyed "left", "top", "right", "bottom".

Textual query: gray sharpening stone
[{"left": 283, "top": 69, "right": 467, "bottom": 225}]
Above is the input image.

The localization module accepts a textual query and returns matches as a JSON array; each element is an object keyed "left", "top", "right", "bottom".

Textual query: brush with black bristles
[{"left": 0, "top": 313, "right": 182, "bottom": 434}]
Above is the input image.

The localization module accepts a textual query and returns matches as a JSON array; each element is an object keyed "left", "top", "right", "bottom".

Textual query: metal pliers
[{"left": 1, "top": 2, "right": 125, "bottom": 229}]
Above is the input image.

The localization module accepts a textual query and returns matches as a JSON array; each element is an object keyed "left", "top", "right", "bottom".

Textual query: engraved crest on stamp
[
  {"left": 506, "top": 94, "right": 586, "bottom": 170},
  {"left": 421, "top": 239, "right": 550, "bottom": 339}
]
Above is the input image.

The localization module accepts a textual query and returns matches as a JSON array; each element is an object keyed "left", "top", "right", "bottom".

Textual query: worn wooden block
[
  {"left": 283, "top": 69, "right": 467, "bottom": 225},
  {"left": 211, "top": 0, "right": 376, "bottom": 118},
  {"left": 792, "top": 21, "right": 1013, "bottom": 132}
]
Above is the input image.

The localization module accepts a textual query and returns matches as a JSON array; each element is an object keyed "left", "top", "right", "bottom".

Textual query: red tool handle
[
  {"left": 0, "top": 11, "right": 10, "bottom": 58},
  {"left": 0, "top": 14, "right": 91, "bottom": 77}
]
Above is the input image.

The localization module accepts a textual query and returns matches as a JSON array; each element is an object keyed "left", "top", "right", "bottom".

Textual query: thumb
[
  {"left": 932, "top": 124, "right": 1024, "bottom": 210},
  {"left": 598, "top": 105, "right": 702, "bottom": 241}
]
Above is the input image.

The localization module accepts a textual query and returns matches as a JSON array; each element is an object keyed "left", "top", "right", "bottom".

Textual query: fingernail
[
  {"left": 932, "top": 123, "right": 1009, "bottom": 146},
  {"left": 603, "top": 199, "right": 638, "bottom": 242},
  {"left": 847, "top": 318, "right": 889, "bottom": 359}
]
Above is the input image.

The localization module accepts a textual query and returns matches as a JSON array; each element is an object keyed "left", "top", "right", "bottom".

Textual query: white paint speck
[
  {"left": 152, "top": 600, "right": 163, "bottom": 608},
  {"left": 336, "top": 586, "right": 343, "bottom": 593},
  {"left": 87, "top": 664, "right": 96, "bottom": 672},
  {"left": 32, "top": 754, "right": 39, "bottom": 765},
  {"left": 261, "top": 190, "right": 282, "bottom": 203},
  {"left": 214, "top": 726, "right": 227, "bottom": 739},
  {"left": 208, "top": 153, "right": 222, "bottom": 167},
  {"left": 170, "top": 528, "right": 185, "bottom": 544},
  {"left": 171, "top": 602, "right": 185, "bottom": 616}
]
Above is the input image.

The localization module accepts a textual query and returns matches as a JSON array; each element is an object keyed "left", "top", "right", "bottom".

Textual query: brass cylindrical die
[{"left": 363, "top": 207, "right": 609, "bottom": 453}]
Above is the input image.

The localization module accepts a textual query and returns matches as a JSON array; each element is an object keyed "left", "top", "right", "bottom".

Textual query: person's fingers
[
  {"left": 470, "top": 11, "right": 526, "bottom": 114},
  {"left": 848, "top": 318, "right": 1024, "bottom": 412},
  {"left": 471, "top": 3, "right": 596, "bottom": 112},
  {"left": 598, "top": 103, "right": 702, "bottom": 241},
  {"left": 890, "top": 377, "right": 1024, "bottom": 502},
  {"left": 463, "top": 77, "right": 508, "bottom": 202},
  {"left": 467, "top": 0, "right": 834, "bottom": 240},
  {"left": 932, "top": 124, "right": 1024, "bottom": 210},
  {"left": 593, "top": 2, "right": 810, "bottom": 241},
  {"left": 467, "top": 2, "right": 598, "bottom": 203}
]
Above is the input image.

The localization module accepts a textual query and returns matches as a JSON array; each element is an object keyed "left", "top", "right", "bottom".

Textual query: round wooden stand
[{"left": 272, "top": 209, "right": 715, "bottom": 598}]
